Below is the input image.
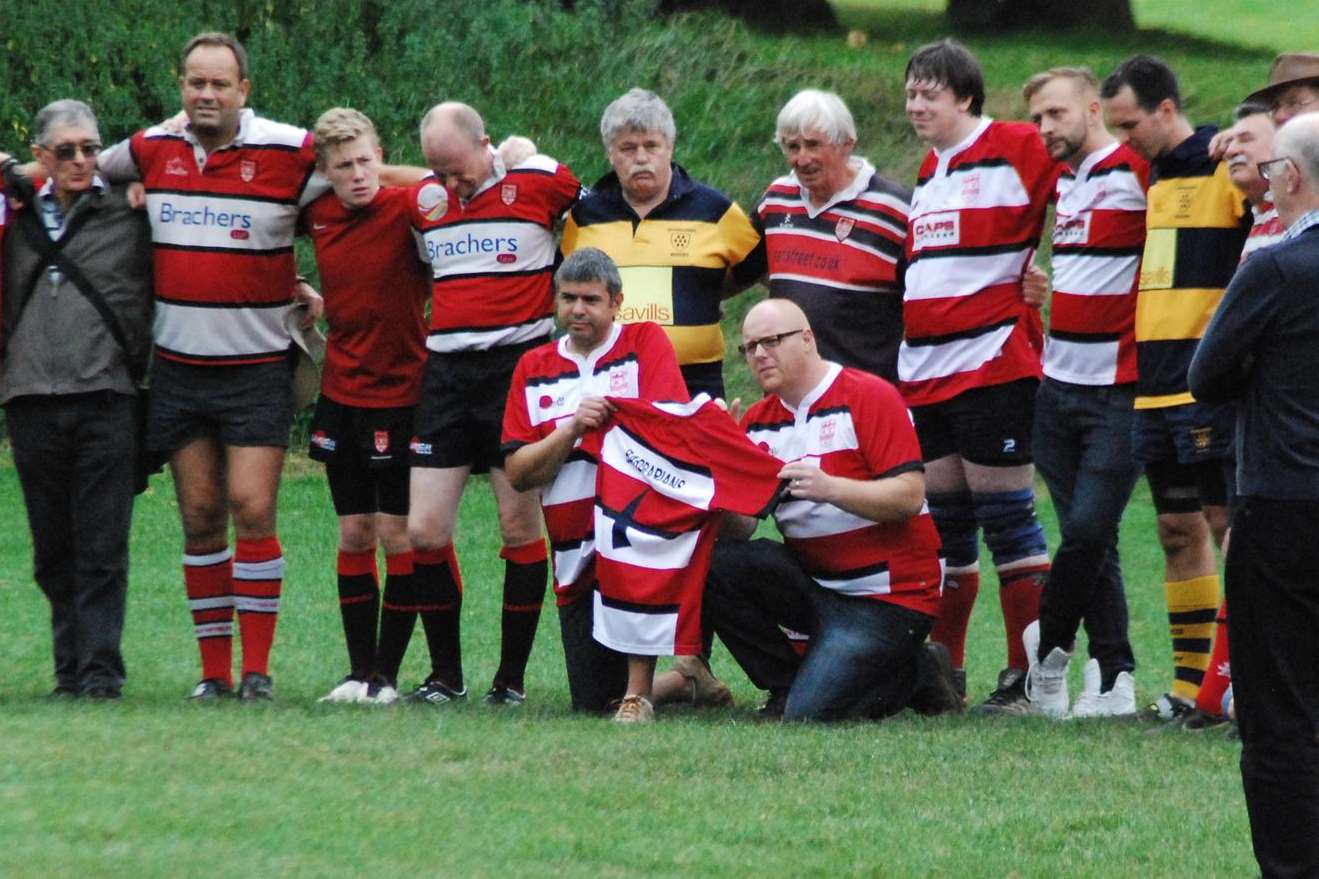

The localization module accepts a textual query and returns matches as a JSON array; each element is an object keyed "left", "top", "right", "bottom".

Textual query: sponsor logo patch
[
  {"left": 409, "top": 436, "right": 433, "bottom": 455},
  {"left": 911, "top": 210, "right": 960, "bottom": 249},
  {"left": 1053, "top": 213, "right": 1091, "bottom": 246},
  {"left": 501, "top": 183, "right": 518, "bottom": 205},
  {"left": 310, "top": 431, "right": 336, "bottom": 452},
  {"left": 417, "top": 182, "right": 448, "bottom": 222},
  {"left": 539, "top": 394, "right": 554, "bottom": 409},
  {"left": 240, "top": 159, "right": 257, "bottom": 183}
]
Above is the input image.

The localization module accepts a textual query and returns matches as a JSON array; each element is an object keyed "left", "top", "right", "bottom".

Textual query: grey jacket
[{"left": 1, "top": 181, "right": 153, "bottom": 404}]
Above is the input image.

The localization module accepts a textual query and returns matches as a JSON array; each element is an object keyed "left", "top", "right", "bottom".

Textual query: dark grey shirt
[
  {"left": 1189, "top": 223, "right": 1319, "bottom": 499},
  {"left": 1, "top": 179, "right": 153, "bottom": 403}
]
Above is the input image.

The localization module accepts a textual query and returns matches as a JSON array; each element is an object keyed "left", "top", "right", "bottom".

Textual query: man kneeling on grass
[
  {"left": 704, "top": 300, "right": 963, "bottom": 722},
  {"left": 502, "top": 247, "right": 746, "bottom": 720}
]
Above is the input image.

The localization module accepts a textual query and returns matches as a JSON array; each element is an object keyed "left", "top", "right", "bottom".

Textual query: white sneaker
[
  {"left": 1071, "top": 660, "right": 1136, "bottom": 718},
  {"left": 369, "top": 683, "right": 399, "bottom": 705},
  {"left": 318, "top": 677, "right": 369, "bottom": 704},
  {"left": 1022, "top": 620, "right": 1070, "bottom": 718}
]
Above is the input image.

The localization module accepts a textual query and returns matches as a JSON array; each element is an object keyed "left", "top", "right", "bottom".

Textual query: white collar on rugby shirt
[{"left": 791, "top": 156, "right": 876, "bottom": 220}]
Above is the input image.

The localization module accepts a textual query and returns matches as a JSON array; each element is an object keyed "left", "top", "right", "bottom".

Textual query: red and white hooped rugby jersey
[
  {"left": 501, "top": 321, "right": 688, "bottom": 606},
  {"left": 742, "top": 363, "right": 943, "bottom": 617},
  {"left": 755, "top": 158, "right": 910, "bottom": 380},
  {"left": 302, "top": 186, "right": 429, "bottom": 408},
  {"left": 1240, "top": 201, "right": 1285, "bottom": 263},
  {"left": 899, "top": 119, "right": 1057, "bottom": 405},
  {"left": 410, "top": 151, "right": 580, "bottom": 353},
  {"left": 100, "top": 109, "right": 323, "bottom": 366},
  {"left": 1044, "top": 142, "right": 1148, "bottom": 386},
  {"left": 581, "top": 396, "right": 782, "bottom": 656}
]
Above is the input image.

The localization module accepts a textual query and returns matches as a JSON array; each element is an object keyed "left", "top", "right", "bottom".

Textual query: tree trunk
[
  {"left": 658, "top": 0, "right": 840, "bottom": 33},
  {"left": 947, "top": 0, "right": 1134, "bottom": 31}
]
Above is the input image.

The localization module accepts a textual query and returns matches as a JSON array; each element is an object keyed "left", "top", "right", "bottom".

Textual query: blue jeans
[
  {"left": 704, "top": 539, "right": 932, "bottom": 721},
  {"left": 1032, "top": 378, "right": 1142, "bottom": 683}
]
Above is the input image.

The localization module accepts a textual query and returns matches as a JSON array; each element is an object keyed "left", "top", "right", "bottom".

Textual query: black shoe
[
  {"left": 481, "top": 684, "right": 526, "bottom": 706},
  {"left": 237, "top": 672, "right": 273, "bottom": 702},
  {"left": 952, "top": 667, "right": 967, "bottom": 706},
  {"left": 972, "top": 668, "right": 1030, "bottom": 716},
  {"left": 910, "top": 642, "right": 964, "bottom": 716},
  {"left": 1143, "top": 692, "right": 1196, "bottom": 725},
  {"left": 84, "top": 686, "right": 122, "bottom": 700},
  {"left": 403, "top": 677, "right": 467, "bottom": 706},
  {"left": 757, "top": 689, "right": 789, "bottom": 721},
  {"left": 188, "top": 678, "right": 234, "bottom": 701}
]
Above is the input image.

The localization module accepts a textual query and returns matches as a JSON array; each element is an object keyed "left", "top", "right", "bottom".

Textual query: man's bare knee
[
  {"left": 338, "top": 515, "right": 377, "bottom": 554},
  {"left": 1156, "top": 513, "right": 1210, "bottom": 554}
]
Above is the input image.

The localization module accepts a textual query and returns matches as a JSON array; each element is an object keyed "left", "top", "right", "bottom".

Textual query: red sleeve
[
  {"left": 855, "top": 374, "right": 924, "bottom": 478},
  {"left": 636, "top": 323, "right": 690, "bottom": 402},
  {"left": 500, "top": 353, "right": 538, "bottom": 450},
  {"left": 547, "top": 162, "right": 582, "bottom": 219},
  {"left": 1012, "top": 125, "right": 1061, "bottom": 222}
]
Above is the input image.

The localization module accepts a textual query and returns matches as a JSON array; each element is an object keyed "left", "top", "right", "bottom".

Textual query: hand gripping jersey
[
  {"left": 302, "top": 186, "right": 429, "bottom": 407},
  {"left": 1044, "top": 142, "right": 1149, "bottom": 386},
  {"left": 113, "top": 110, "right": 322, "bottom": 365},
  {"left": 743, "top": 364, "right": 943, "bottom": 616},
  {"left": 582, "top": 396, "right": 783, "bottom": 656},
  {"left": 899, "top": 119, "right": 1057, "bottom": 405},
  {"left": 501, "top": 322, "right": 688, "bottom": 605},
  {"left": 754, "top": 158, "right": 910, "bottom": 381},
  {"left": 410, "top": 152, "right": 580, "bottom": 353}
]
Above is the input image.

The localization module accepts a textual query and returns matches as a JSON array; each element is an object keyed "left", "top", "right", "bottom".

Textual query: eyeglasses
[
  {"left": 1257, "top": 156, "right": 1293, "bottom": 182},
  {"left": 738, "top": 329, "right": 804, "bottom": 357},
  {"left": 45, "top": 142, "right": 101, "bottom": 162}
]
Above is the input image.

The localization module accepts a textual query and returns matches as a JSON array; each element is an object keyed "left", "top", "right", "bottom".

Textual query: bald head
[
  {"left": 1273, "top": 113, "right": 1319, "bottom": 226},
  {"left": 419, "top": 101, "right": 493, "bottom": 202},
  {"left": 741, "top": 300, "right": 826, "bottom": 404}
]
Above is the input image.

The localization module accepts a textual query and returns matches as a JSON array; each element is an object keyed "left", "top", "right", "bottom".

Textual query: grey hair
[
  {"left": 1277, "top": 113, "right": 1319, "bottom": 186},
  {"left": 419, "top": 101, "right": 485, "bottom": 144},
  {"left": 775, "top": 89, "right": 856, "bottom": 148},
  {"left": 600, "top": 88, "right": 676, "bottom": 149},
  {"left": 556, "top": 247, "right": 623, "bottom": 298},
  {"left": 32, "top": 99, "right": 99, "bottom": 146},
  {"left": 1234, "top": 100, "right": 1271, "bottom": 121}
]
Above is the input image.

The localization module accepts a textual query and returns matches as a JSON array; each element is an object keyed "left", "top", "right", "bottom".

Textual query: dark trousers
[
  {"left": 1227, "top": 497, "right": 1319, "bottom": 879},
  {"left": 6, "top": 392, "right": 136, "bottom": 693},
  {"left": 558, "top": 589, "right": 627, "bottom": 713},
  {"left": 704, "top": 539, "right": 932, "bottom": 722},
  {"left": 1032, "top": 379, "right": 1141, "bottom": 682}
]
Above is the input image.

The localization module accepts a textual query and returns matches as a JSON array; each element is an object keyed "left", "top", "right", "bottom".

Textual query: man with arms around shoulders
[
  {"left": 95, "top": 32, "right": 331, "bottom": 702},
  {"left": 1, "top": 100, "right": 152, "bottom": 699},
  {"left": 561, "top": 88, "right": 761, "bottom": 400},
  {"left": 751, "top": 89, "right": 910, "bottom": 383},
  {"left": 300, "top": 107, "right": 440, "bottom": 705},
  {"left": 900, "top": 39, "right": 1057, "bottom": 712},
  {"left": 1101, "top": 55, "right": 1249, "bottom": 723},
  {"left": 407, "top": 102, "right": 581, "bottom": 707},
  {"left": 502, "top": 247, "right": 731, "bottom": 717},
  {"left": 1189, "top": 112, "right": 1319, "bottom": 879},
  {"left": 1019, "top": 67, "right": 1149, "bottom": 719},
  {"left": 701, "top": 299, "right": 960, "bottom": 722}
]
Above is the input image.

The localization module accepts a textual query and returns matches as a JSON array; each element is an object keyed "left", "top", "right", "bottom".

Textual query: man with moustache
[{"left": 1019, "top": 67, "right": 1149, "bottom": 719}]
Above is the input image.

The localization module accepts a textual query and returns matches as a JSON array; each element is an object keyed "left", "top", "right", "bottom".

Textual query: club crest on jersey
[
  {"left": 960, "top": 173, "right": 980, "bottom": 202},
  {"left": 669, "top": 230, "right": 692, "bottom": 252},
  {"left": 819, "top": 417, "right": 836, "bottom": 446},
  {"left": 240, "top": 160, "right": 257, "bottom": 183},
  {"left": 417, "top": 182, "right": 447, "bottom": 221},
  {"left": 165, "top": 157, "right": 189, "bottom": 177},
  {"left": 609, "top": 369, "right": 628, "bottom": 394},
  {"left": 834, "top": 217, "right": 854, "bottom": 242},
  {"left": 374, "top": 431, "right": 390, "bottom": 454},
  {"left": 501, "top": 183, "right": 518, "bottom": 205}
]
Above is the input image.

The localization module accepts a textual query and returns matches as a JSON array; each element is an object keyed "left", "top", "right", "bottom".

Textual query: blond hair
[
  {"left": 1022, "top": 66, "right": 1100, "bottom": 103},
  {"left": 313, "top": 107, "right": 378, "bottom": 166}
]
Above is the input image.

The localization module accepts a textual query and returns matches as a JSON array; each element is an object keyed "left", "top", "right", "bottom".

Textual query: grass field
[{"left": 4, "top": 2, "right": 1313, "bottom": 877}]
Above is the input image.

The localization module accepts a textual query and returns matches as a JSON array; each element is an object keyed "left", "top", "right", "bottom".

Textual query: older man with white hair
[
  {"left": 406, "top": 101, "right": 581, "bottom": 707},
  {"left": 1190, "top": 111, "right": 1319, "bottom": 879},
  {"left": 561, "top": 88, "right": 761, "bottom": 400},
  {"left": 752, "top": 89, "right": 910, "bottom": 383}
]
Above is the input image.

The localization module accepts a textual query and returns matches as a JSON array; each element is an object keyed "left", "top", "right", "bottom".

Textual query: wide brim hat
[
  {"left": 1246, "top": 52, "right": 1319, "bottom": 107},
  {"left": 285, "top": 306, "right": 326, "bottom": 411}
]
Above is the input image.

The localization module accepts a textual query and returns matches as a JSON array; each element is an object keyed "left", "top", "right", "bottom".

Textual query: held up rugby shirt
[
  {"left": 743, "top": 363, "right": 943, "bottom": 617},
  {"left": 582, "top": 395, "right": 783, "bottom": 656},
  {"left": 1044, "top": 142, "right": 1149, "bottom": 386},
  {"left": 500, "top": 321, "right": 688, "bottom": 605},
  {"left": 100, "top": 109, "right": 324, "bottom": 366},
  {"left": 754, "top": 158, "right": 910, "bottom": 381},
  {"left": 410, "top": 151, "right": 580, "bottom": 353},
  {"left": 302, "top": 186, "right": 429, "bottom": 408},
  {"left": 899, "top": 119, "right": 1057, "bottom": 405}
]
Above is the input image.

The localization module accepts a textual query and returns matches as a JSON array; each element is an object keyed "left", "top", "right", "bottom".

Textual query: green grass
[{"left": 0, "top": 458, "right": 1249, "bottom": 878}]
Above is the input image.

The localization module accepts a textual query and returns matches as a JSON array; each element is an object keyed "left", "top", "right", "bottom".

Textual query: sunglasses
[{"left": 44, "top": 142, "right": 102, "bottom": 162}]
